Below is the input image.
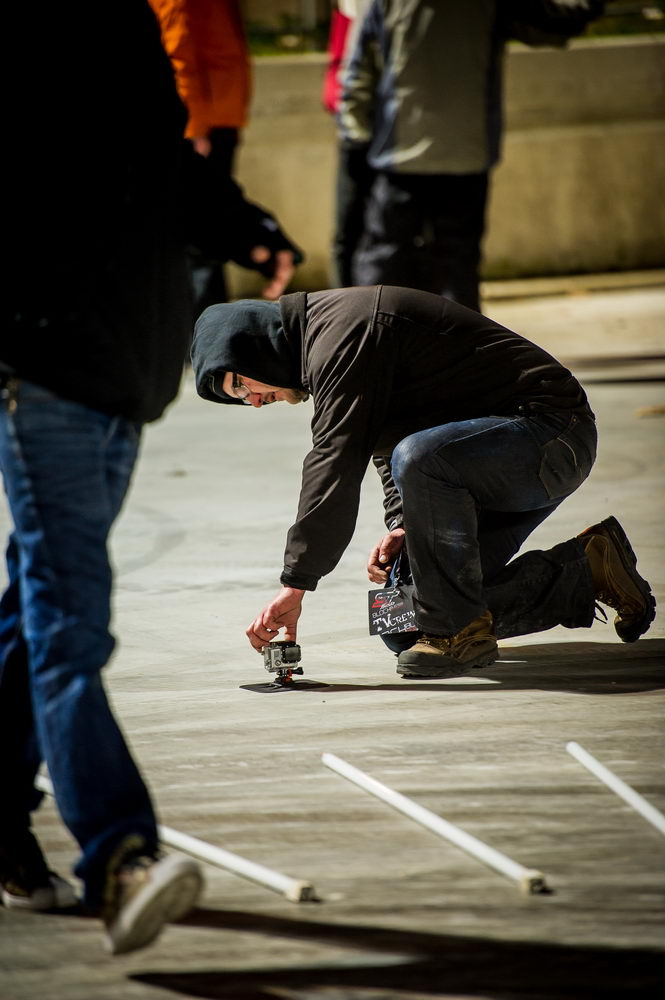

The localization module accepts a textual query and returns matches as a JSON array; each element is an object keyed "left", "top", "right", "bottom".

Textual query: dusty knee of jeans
[
  {"left": 392, "top": 433, "right": 462, "bottom": 490},
  {"left": 391, "top": 433, "right": 426, "bottom": 488}
]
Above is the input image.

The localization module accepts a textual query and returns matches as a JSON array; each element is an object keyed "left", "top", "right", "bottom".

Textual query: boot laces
[
  {"left": 593, "top": 602, "right": 608, "bottom": 624},
  {"left": 420, "top": 635, "right": 451, "bottom": 652}
]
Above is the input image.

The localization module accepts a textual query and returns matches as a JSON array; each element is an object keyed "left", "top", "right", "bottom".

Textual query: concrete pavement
[{"left": 1, "top": 283, "right": 664, "bottom": 1000}]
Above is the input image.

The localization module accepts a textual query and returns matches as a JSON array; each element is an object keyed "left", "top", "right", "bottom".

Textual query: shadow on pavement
[
  {"left": 132, "top": 908, "right": 664, "bottom": 999},
  {"left": 299, "top": 639, "right": 665, "bottom": 696}
]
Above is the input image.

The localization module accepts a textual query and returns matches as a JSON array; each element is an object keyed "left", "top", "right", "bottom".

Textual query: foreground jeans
[
  {"left": 0, "top": 380, "right": 158, "bottom": 905},
  {"left": 390, "top": 409, "right": 598, "bottom": 641}
]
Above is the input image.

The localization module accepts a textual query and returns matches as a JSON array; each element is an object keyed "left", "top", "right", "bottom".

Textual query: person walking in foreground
[
  {"left": 192, "top": 285, "right": 655, "bottom": 673},
  {"left": 1, "top": 0, "right": 301, "bottom": 955}
]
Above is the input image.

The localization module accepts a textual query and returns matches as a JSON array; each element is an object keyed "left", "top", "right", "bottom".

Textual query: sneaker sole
[
  {"left": 1, "top": 874, "right": 78, "bottom": 912},
  {"left": 106, "top": 856, "right": 203, "bottom": 956},
  {"left": 397, "top": 650, "right": 498, "bottom": 679},
  {"left": 601, "top": 516, "right": 656, "bottom": 642}
]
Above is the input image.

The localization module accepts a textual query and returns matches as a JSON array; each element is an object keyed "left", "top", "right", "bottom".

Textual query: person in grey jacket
[
  {"left": 335, "top": 0, "right": 604, "bottom": 309},
  {"left": 192, "top": 285, "right": 654, "bottom": 677}
]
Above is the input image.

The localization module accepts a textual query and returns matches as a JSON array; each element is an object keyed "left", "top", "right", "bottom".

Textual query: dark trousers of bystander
[
  {"left": 344, "top": 169, "right": 489, "bottom": 312},
  {"left": 188, "top": 127, "right": 239, "bottom": 320}
]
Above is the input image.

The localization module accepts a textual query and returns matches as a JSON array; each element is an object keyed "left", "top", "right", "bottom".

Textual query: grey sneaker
[
  {"left": 103, "top": 853, "right": 203, "bottom": 955},
  {"left": 397, "top": 611, "right": 498, "bottom": 678},
  {"left": 0, "top": 829, "right": 77, "bottom": 911}
]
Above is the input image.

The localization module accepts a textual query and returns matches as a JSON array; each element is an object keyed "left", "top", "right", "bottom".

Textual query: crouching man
[{"left": 192, "top": 286, "right": 655, "bottom": 677}]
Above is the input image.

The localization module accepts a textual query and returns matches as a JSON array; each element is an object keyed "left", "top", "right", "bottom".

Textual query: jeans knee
[
  {"left": 391, "top": 433, "right": 432, "bottom": 490},
  {"left": 26, "top": 619, "right": 115, "bottom": 685},
  {"left": 392, "top": 431, "right": 465, "bottom": 495}
]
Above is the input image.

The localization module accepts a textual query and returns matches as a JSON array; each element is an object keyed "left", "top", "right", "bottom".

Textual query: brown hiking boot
[
  {"left": 578, "top": 516, "right": 656, "bottom": 642},
  {"left": 397, "top": 611, "right": 498, "bottom": 678}
]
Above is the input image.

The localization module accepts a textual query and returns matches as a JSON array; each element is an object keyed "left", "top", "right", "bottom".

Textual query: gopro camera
[{"left": 263, "top": 640, "right": 303, "bottom": 676}]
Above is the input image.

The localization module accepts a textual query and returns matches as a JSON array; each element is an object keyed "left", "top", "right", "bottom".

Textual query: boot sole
[
  {"left": 106, "top": 856, "right": 203, "bottom": 956},
  {"left": 599, "top": 516, "right": 656, "bottom": 642},
  {"left": 397, "top": 650, "right": 498, "bottom": 679}
]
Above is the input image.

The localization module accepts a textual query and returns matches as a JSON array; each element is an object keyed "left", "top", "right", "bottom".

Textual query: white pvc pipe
[
  {"left": 157, "top": 825, "right": 315, "bottom": 902},
  {"left": 35, "top": 774, "right": 316, "bottom": 903},
  {"left": 566, "top": 741, "right": 665, "bottom": 837},
  {"left": 322, "top": 753, "right": 548, "bottom": 894}
]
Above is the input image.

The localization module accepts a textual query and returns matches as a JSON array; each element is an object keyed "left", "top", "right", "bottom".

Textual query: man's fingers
[
  {"left": 247, "top": 588, "right": 303, "bottom": 651},
  {"left": 378, "top": 538, "right": 392, "bottom": 562},
  {"left": 250, "top": 245, "right": 271, "bottom": 264},
  {"left": 262, "top": 605, "right": 286, "bottom": 629},
  {"left": 246, "top": 616, "right": 277, "bottom": 652},
  {"left": 379, "top": 531, "right": 405, "bottom": 566},
  {"left": 274, "top": 248, "right": 295, "bottom": 279},
  {"left": 368, "top": 541, "right": 393, "bottom": 583},
  {"left": 367, "top": 544, "right": 380, "bottom": 569},
  {"left": 192, "top": 135, "right": 212, "bottom": 158},
  {"left": 261, "top": 278, "right": 280, "bottom": 300},
  {"left": 261, "top": 250, "right": 295, "bottom": 300},
  {"left": 380, "top": 536, "right": 401, "bottom": 562},
  {"left": 246, "top": 627, "right": 265, "bottom": 652},
  {"left": 368, "top": 567, "right": 388, "bottom": 584}
]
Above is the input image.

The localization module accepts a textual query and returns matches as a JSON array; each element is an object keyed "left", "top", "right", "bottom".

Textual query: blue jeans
[
  {"left": 0, "top": 380, "right": 158, "bottom": 905},
  {"left": 389, "top": 409, "right": 598, "bottom": 641}
]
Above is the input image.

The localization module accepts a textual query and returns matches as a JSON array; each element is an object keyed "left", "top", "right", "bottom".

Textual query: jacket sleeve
[
  {"left": 178, "top": 142, "right": 303, "bottom": 269},
  {"left": 148, "top": 0, "right": 251, "bottom": 136},
  {"left": 337, "top": 0, "right": 382, "bottom": 147},
  {"left": 332, "top": 143, "right": 375, "bottom": 286},
  {"left": 372, "top": 456, "right": 403, "bottom": 531},
  {"left": 322, "top": 8, "right": 354, "bottom": 114},
  {"left": 280, "top": 290, "right": 397, "bottom": 590}
]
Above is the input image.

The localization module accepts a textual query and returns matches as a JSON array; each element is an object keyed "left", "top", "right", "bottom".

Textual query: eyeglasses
[
  {"left": 231, "top": 373, "right": 251, "bottom": 402},
  {"left": 230, "top": 373, "right": 277, "bottom": 406}
]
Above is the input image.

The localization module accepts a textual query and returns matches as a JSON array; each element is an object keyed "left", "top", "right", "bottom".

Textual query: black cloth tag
[{"left": 368, "top": 585, "right": 418, "bottom": 636}]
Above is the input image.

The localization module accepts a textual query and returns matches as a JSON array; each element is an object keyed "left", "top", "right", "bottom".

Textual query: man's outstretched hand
[
  {"left": 250, "top": 246, "right": 296, "bottom": 300},
  {"left": 246, "top": 586, "right": 305, "bottom": 651},
  {"left": 367, "top": 528, "right": 405, "bottom": 584}
]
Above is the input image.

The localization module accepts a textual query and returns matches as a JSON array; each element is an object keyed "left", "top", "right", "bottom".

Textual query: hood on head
[{"left": 191, "top": 299, "right": 302, "bottom": 405}]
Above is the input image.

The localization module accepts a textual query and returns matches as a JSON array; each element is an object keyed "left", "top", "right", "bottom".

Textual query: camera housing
[{"left": 263, "top": 640, "right": 303, "bottom": 675}]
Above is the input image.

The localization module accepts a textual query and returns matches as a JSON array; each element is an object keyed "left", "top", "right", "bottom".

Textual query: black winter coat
[{"left": 3, "top": 1, "right": 297, "bottom": 424}]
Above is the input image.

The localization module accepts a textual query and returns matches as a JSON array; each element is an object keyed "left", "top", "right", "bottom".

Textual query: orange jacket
[{"left": 148, "top": 0, "right": 250, "bottom": 137}]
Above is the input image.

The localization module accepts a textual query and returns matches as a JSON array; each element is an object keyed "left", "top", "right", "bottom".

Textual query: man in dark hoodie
[{"left": 192, "top": 286, "right": 655, "bottom": 675}]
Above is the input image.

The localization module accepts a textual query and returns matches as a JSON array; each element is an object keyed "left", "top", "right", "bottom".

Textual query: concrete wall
[
  {"left": 227, "top": 37, "right": 665, "bottom": 295},
  {"left": 241, "top": 0, "right": 328, "bottom": 29}
]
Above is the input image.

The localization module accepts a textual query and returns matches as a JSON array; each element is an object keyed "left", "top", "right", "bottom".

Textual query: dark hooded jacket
[
  {"left": 192, "top": 285, "right": 590, "bottom": 590},
  {"left": 3, "top": 1, "right": 300, "bottom": 425},
  {"left": 193, "top": 299, "right": 302, "bottom": 403}
]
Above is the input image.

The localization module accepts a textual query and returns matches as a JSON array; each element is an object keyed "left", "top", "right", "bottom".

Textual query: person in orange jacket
[{"left": 149, "top": 0, "right": 300, "bottom": 308}]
